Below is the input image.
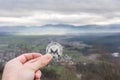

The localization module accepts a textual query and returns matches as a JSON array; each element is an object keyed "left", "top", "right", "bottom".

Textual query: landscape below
[{"left": 0, "top": 32, "right": 120, "bottom": 80}]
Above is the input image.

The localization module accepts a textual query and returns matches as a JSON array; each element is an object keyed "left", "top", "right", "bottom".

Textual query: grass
[
  {"left": 44, "top": 65, "right": 64, "bottom": 74},
  {"left": 43, "top": 65, "right": 80, "bottom": 80}
]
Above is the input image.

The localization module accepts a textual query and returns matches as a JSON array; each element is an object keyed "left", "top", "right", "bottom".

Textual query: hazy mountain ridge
[{"left": 0, "top": 24, "right": 120, "bottom": 35}]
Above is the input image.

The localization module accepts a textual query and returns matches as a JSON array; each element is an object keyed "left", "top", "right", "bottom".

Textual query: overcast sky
[{"left": 0, "top": 0, "right": 120, "bottom": 26}]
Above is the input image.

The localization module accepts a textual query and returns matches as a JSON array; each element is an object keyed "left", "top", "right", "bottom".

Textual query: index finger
[{"left": 15, "top": 53, "right": 42, "bottom": 64}]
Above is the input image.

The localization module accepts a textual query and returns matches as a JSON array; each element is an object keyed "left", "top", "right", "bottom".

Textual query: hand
[{"left": 1, "top": 53, "right": 52, "bottom": 80}]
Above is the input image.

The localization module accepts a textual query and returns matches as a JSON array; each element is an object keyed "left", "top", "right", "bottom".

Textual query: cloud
[{"left": 0, "top": 0, "right": 120, "bottom": 26}]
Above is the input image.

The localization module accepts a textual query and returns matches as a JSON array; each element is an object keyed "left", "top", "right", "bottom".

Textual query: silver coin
[{"left": 46, "top": 42, "right": 63, "bottom": 57}]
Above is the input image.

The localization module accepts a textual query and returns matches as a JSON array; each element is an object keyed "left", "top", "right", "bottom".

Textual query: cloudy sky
[{"left": 0, "top": 0, "right": 120, "bottom": 26}]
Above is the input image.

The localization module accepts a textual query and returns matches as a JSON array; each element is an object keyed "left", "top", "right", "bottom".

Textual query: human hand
[{"left": 1, "top": 53, "right": 52, "bottom": 80}]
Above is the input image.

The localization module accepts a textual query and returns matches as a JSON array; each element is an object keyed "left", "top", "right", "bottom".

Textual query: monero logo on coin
[{"left": 46, "top": 42, "right": 63, "bottom": 58}]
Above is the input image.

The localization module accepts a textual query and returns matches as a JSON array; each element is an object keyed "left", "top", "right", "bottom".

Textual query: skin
[{"left": 1, "top": 53, "right": 52, "bottom": 80}]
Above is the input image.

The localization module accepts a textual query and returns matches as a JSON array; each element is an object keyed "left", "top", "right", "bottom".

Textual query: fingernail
[
  {"left": 41, "top": 53, "right": 52, "bottom": 63},
  {"left": 46, "top": 53, "right": 53, "bottom": 60}
]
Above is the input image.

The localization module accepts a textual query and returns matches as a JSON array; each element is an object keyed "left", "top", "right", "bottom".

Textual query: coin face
[{"left": 46, "top": 42, "right": 63, "bottom": 57}]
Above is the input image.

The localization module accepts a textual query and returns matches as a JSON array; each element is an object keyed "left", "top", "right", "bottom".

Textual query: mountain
[{"left": 0, "top": 24, "right": 120, "bottom": 35}]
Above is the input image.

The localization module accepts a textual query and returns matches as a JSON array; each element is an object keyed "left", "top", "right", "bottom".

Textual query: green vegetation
[
  {"left": 42, "top": 65, "right": 79, "bottom": 80},
  {"left": 0, "top": 34, "right": 120, "bottom": 80}
]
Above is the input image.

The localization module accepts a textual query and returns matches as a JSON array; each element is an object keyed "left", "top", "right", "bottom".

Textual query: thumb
[{"left": 28, "top": 53, "right": 52, "bottom": 71}]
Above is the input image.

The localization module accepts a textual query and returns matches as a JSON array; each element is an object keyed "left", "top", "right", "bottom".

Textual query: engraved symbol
[
  {"left": 46, "top": 42, "right": 63, "bottom": 59},
  {"left": 51, "top": 49, "right": 58, "bottom": 54}
]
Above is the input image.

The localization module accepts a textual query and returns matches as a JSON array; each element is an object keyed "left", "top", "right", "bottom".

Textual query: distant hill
[
  {"left": 66, "top": 33, "right": 120, "bottom": 52},
  {"left": 0, "top": 24, "right": 120, "bottom": 35}
]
